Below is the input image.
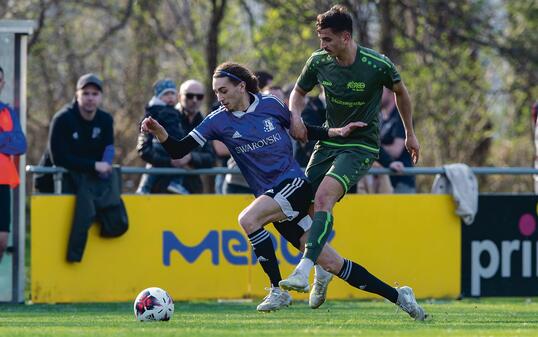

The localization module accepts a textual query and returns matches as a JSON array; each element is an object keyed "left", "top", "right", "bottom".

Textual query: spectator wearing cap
[
  {"left": 137, "top": 79, "right": 190, "bottom": 194},
  {"left": 173, "top": 79, "right": 215, "bottom": 193},
  {"left": 46, "top": 73, "right": 114, "bottom": 184},
  {"left": 43, "top": 73, "right": 128, "bottom": 262}
]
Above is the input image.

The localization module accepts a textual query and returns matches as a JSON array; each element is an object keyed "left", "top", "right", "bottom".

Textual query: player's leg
[
  {"left": 281, "top": 148, "right": 374, "bottom": 290},
  {"left": 240, "top": 177, "right": 313, "bottom": 311},
  {"left": 279, "top": 146, "right": 335, "bottom": 289},
  {"left": 306, "top": 149, "right": 375, "bottom": 266},
  {"left": 304, "top": 237, "right": 427, "bottom": 320},
  {"left": 238, "top": 194, "right": 287, "bottom": 289},
  {"left": 273, "top": 213, "right": 333, "bottom": 308},
  {"left": 238, "top": 194, "right": 292, "bottom": 312}
]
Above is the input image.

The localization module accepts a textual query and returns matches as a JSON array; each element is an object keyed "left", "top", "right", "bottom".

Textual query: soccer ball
[{"left": 134, "top": 287, "right": 174, "bottom": 321}]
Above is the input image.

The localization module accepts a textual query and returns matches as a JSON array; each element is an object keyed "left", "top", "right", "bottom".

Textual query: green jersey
[{"left": 297, "top": 46, "right": 401, "bottom": 153}]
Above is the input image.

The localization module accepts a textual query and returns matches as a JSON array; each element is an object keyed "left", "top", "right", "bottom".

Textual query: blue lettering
[
  {"left": 162, "top": 230, "right": 219, "bottom": 266},
  {"left": 162, "top": 230, "right": 336, "bottom": 266},
  {"left": 280, "top": 237, "right": 302, "bottom": 265},
  {"left": 222, "top": 230, "right": 249, "bottom": 265}
]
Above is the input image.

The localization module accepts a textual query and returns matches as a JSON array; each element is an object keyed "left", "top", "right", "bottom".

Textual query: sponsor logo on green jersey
[
  {"left": 346, "top": 81, "right": 366, "bottom": 92},
  {"left": 321, "top": 80, "right": 333, "bottom": 87},
  {"left": 329, "top": 96, "right": 365, "bottom": 107}
]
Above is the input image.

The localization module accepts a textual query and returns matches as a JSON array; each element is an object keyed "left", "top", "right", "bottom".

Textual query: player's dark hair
[
  {"left": 213, "top": 62, "right": 259, "bottom": 94},
  {"left": 0, "top": 66, "right": 3, "bottom": 75},
  {"left": 254, "top": 70, "right": 273, "bottom": 90},
  {"left": 316, "top": 5, "right": 353, "bottom": 34}
]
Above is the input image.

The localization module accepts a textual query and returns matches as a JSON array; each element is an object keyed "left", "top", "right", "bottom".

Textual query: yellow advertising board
[{"left": 31, "top": 194, "right": 460, "bottom": 303}]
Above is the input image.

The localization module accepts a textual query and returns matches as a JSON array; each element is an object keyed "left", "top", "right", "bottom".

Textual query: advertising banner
[
  {"left": 462, "top": 195, "right": 538, "bottom": 297},
  {"left": 31, "top": 194, "right": 460, "bottom": 302}
]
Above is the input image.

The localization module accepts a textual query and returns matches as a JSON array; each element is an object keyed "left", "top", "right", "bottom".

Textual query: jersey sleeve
[
  {"left": 188, "top": 111, "right": 221, "bottom": 146},
  {"left": 296, "top": 53, "right": 319, "bottom": 93},
  {"left": 264, "top": 95, "right": 291, "bottom": 129},
  {"left": 381, "top": 55, "right": 401, "bottom": 89}
]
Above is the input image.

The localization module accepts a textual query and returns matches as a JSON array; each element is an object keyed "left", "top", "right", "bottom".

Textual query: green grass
[{"left": 1, "top": 298, "right": 538, "bottom": 337}]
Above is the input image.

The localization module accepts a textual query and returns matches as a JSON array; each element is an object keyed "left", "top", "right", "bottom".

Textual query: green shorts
[{"left": 305, "top": 141, "right": 377, "bottom": 195}]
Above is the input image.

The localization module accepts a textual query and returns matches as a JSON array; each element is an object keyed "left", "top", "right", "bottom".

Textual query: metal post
[{"left": 53, "top": 172, "right": 63, "bottom": 194}]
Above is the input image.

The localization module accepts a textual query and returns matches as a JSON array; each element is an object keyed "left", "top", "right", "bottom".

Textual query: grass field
[{"left": 1, "top": 298, "right": 537, "bottom": 337}]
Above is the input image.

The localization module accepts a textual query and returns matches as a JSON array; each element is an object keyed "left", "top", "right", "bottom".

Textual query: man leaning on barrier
[{"left": 43, "top": 73, "right": 128, "bottom": 262}]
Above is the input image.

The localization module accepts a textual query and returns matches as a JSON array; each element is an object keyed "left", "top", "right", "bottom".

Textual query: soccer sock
[
  {"left": 295, "top": 258, "right": 314, "bottom": 276},
  {"left": 337, "top": 259, "right": 399, "bottom": 303},
  {"left": 304, "top": 211, "right": 333, "bottom": 263},
  {"left": 248, "top": 228, "right": 282, "bottom": 288}
]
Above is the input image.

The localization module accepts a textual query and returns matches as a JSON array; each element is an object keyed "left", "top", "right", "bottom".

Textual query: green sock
[{"left": 304, "top": 211, "right": 333, "bottom": 263}]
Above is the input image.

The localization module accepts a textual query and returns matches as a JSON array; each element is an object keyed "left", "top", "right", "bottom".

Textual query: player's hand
[
  {"left": 405, "top": 133, "right": 420, "bottom": 164},
  {"left": 141, "top": 117, "right": 168, "bottom": 142},
  {"left": 290, "top": 116, "right": 308, "bottom": 143},
  {"left": 171, "top": 153, "right": 192, "bottom": 167},
  {"left": 330, "top": 121, "right": 368, "bottom": 138},
  {"left": 95, "top": 161, "right": 112, "bottom": 174},
  {"left": 389, "top": 161, "right": 405, "bottom": 173}
]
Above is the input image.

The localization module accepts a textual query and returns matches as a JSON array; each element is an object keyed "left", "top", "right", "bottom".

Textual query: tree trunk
[{"left": 206, "top": 0, "right": 227, "bottom": 113}]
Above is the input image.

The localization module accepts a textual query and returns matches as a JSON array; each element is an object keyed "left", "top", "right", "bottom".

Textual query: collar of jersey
[{"left": 231, "top": 92, "right": 259, "bottom": 118}]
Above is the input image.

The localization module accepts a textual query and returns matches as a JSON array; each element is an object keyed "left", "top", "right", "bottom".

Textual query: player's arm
[
  {"left": 289, "top": 85, "right": 309, "bottom": 142},
  {"left": 141, "top": 117, "right": 198, "bottom": 159},
  {"left": 289, "top": 85, "right": 308, "bottom": 121},
  {"left": 392, "top": 81, "right": 420, "bottom": 164}
]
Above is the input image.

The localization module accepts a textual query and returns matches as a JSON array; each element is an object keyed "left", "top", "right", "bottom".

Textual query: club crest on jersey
[
  {"left": 92, "top": 127, "right": 101, "bottom": 139},
  {"left": 347, "top": 81, "right": 366, "bottom": 92},
  {"left": 263, "top": 118, "right": 275, "bottom": 132}
]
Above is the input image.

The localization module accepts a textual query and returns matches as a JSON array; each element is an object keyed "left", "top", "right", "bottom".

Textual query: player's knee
[
  {"left": 314, "top": 193, "right": 336, "bottom": 211},
  {"left": 237, "top": 212, "right": 260, "bottom": 234}
]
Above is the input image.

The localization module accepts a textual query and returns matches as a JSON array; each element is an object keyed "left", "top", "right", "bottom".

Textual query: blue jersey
[{"left": 190, "top": 93, "right": 306, "bottom": 196}]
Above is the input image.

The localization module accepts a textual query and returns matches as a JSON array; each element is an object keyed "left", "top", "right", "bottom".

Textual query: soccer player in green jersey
[{"left": 279, "top": 5, "right": 425, "bottom": 320}]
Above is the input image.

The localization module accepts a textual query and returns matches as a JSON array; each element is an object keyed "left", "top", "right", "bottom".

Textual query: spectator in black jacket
[
  {"left": 174, "top": 79, "right": 215, "bottom": 192},
  {"left": 46, "top": 73, "right": 114, "bottom": 190},
  {"left": 44, "top": 73, "right": 128, "bottom": 261},
  {"left": 136, "top": 79, "right": 190, "bottom": 194}
]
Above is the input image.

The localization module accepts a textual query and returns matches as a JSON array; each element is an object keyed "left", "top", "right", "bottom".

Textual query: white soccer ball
[{"left": 134, "top": 287, "right": 174, "bottom": 321}]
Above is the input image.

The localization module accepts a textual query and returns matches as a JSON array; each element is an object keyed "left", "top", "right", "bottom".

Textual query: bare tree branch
[
  {"left": 28, "top": 0, "right": 49, "bottom": 52},
  {"left": 76, "top": 0, "right": 135, "bottom": 58},
  {"left": 147, "top": 8, "right": 195, "bottom": 68}
]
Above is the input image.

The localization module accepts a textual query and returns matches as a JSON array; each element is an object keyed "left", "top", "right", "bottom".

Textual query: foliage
[{"left": 1, "top": 0, "right": 537, "bottom": 192}]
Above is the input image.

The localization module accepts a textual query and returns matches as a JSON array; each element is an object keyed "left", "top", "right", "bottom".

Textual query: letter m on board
[{"left": 162, "top": 230, "right": 219, "bottom": 266}]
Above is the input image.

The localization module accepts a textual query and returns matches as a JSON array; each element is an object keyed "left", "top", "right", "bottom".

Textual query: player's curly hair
[
  {"left": 316, "top": 5, "right": 353, "bottom": 34},
  {"left": 213, "top": 62, "right": 259, "bottom": 94}
]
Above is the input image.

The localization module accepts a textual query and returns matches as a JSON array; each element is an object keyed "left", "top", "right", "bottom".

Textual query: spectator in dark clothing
[
  {"left": 379, "top": 88, "right": 416, "bottom": 193},
  {"left": 136, "top": 79, "right": 190, "bottom": 194},
  {"left": 174, "top": 79, "right": 215, "bottom": 193},
  {"left": 47, "top": 73, "right": 114, "bottom": 190},
  {"left": 44, "top": 73, "right": 128, "bottom": 261}
]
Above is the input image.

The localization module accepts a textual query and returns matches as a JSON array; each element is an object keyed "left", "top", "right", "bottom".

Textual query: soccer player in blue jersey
[{"left": 141, "top": 62, "right": 424, "bottom": 320}]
